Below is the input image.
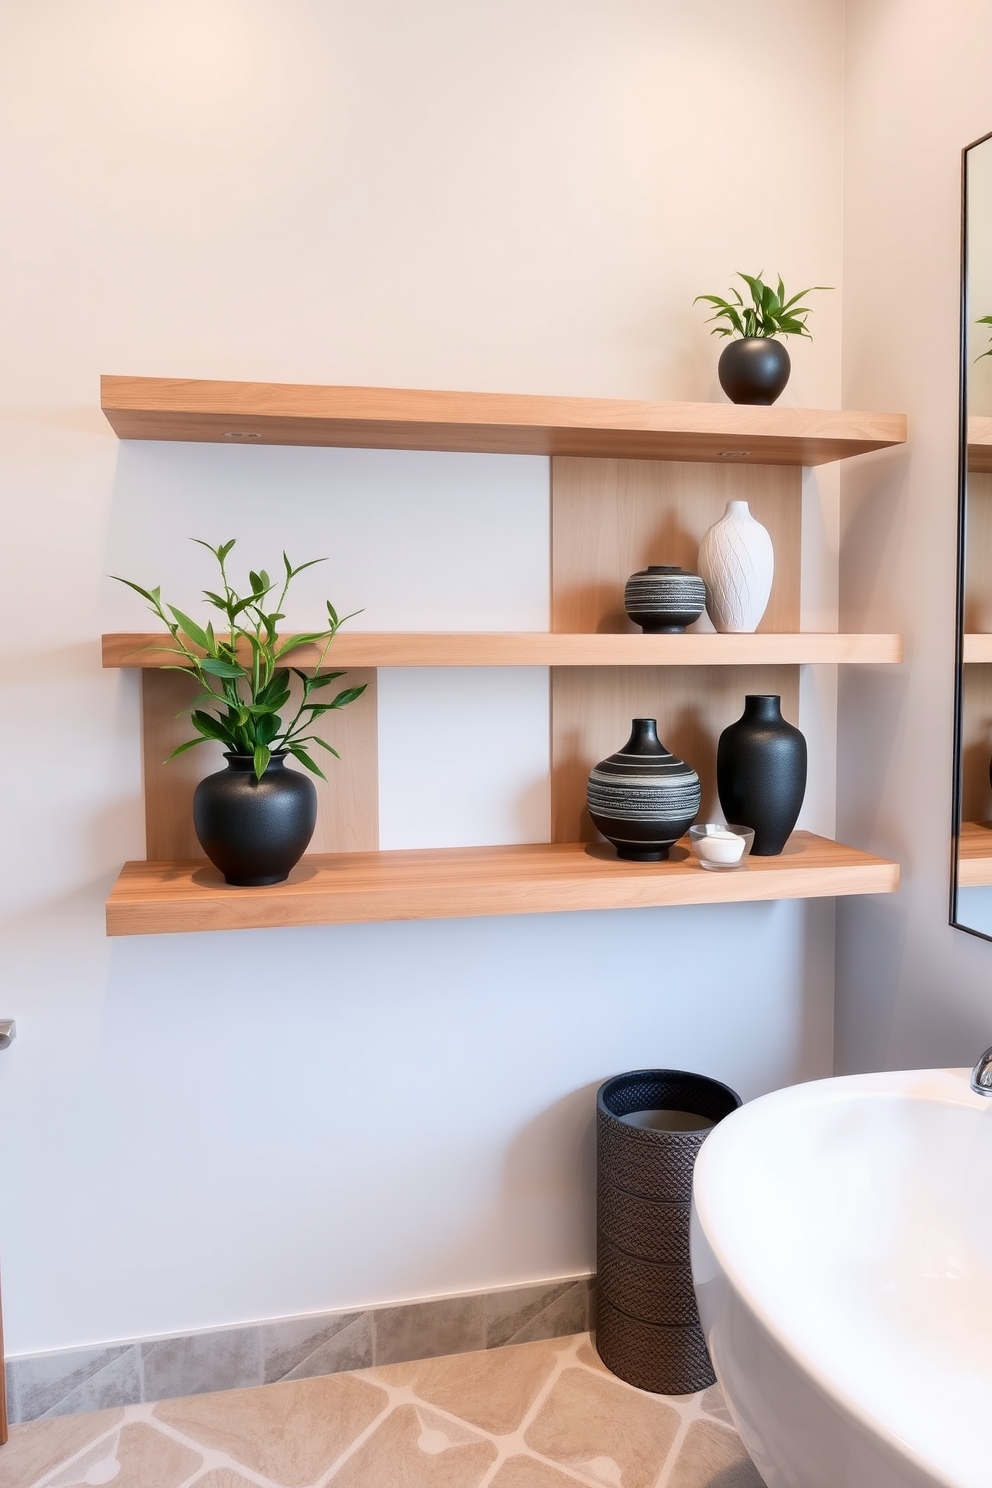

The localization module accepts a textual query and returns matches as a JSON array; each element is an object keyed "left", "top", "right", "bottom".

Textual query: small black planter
[
  {"left": 595, "top": 1068, "right": 742, "bottom": 1394},
  {"left": 718, "top": 337, "right": 791, "bottom": 405},
  {"left": 587, "top": 719, "right": 700, "bottom": 862},
  {"left": 193, "top": 752, "right": 317, "bottom": 886},
  {"left": 717, "top": 695, "right": 807, "bottom": 856},
  {"left": 623, "top": 566, "right": 706, "bottom": 634}
]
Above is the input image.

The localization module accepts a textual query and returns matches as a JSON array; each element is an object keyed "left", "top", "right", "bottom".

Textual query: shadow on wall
[
  {"left": 838, "top": 444, "right": 908, "bottom": 636},
  {"left": 837, "top": 667, "right": 909, "bottom": 860},
  {"left": 502, "top": 1080, "right": 600, "bottom": 1276},
  {"left": 834, "top": 893, "right": 909, "bottom": 1073}
]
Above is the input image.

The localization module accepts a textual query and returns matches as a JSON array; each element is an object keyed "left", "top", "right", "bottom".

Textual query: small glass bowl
[{"left": 688, "top": 823, "right": 755, "bottom": 870}]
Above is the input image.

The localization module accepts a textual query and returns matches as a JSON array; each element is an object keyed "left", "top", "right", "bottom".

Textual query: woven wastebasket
[{"left": 595, "top": 1067, "right": 741, "bottom": 1394}]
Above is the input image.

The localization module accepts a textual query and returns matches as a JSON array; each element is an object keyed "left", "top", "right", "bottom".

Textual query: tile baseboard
[{"left": 4, "top": 1274, "right": 594, "bottom": 1424}]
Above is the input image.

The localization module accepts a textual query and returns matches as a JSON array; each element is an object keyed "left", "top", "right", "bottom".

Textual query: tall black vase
[
  {"left": 717, "top": 695, "right": 807, "bottom": 856},
  {"left": 193, "top": 752, "right": 317, "bottom": 886},
  {"left": 587, "top": 718, "right": 701, "bottom": 862}
]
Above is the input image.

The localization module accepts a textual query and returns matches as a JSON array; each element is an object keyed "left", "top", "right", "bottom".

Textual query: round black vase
[
  {"left": 717, "top": 695, "right": 807, "bottom": 856},
  {"left": 193, "top": 752, "right": 318, "bottom": 886},
  {"left": 717, "top": 338, "right": 791, "bottom": 405},
  {"left": 587, "top": 718, "right": 701, "bottom": 862},
  {"left": 623, "top": 566, "right": 706, "bottom": 633}
]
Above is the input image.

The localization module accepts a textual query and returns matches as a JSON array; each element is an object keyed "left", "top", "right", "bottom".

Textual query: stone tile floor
[{"left": 0, "top": 1332, "right": 763, "bottom": 1488}]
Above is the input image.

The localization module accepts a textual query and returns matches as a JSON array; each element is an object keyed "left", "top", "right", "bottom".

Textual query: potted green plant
[
  {"left": 115, "top": 539, "right": 366, "bottom": 886},
  {"left": 694, "top": 272, "right": 830, "bottom": 405},
  {"left": 975, "top": 313, "right": 992, "bottom": 359}
]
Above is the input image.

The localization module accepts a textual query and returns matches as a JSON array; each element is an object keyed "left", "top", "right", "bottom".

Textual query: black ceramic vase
[
  {"left": 588, "top": 719, "right": 701, "bottom": 862},
  {"left": 623, "top": 566, "right": 706, "bottom": 633},
  {"left": 193, "top": 752, "right": 318, "bottom": 886},
  {"left": 717, "top": 695, "right": 807, "bottom": 856},
  {"left": 718, "top": 338, "right": 791, "bottom": 405}
]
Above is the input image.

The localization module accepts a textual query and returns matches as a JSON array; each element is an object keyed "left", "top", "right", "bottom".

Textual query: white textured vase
[{"left": 697, "top": 501, "right": 774, "bottom": 633}]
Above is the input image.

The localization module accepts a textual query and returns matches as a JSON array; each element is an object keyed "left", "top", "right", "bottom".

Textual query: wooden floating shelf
[
  {"left": 958, "top": 822, "right": 992, "bottom": 886},
  {"left": 106, "top": 832, "right": 899, "bottom": 937},
  {"left": 962, "top": 634, "right": 992, "bottom": 663},
  {"left": 103, "top": 631, "right": 904, "bottom": 670},
  {"left": 968, "top": 416, "right": 992, "bottom": 473},
  {"left": 100, "top": 377, "right": 907, "bottom": 467}
]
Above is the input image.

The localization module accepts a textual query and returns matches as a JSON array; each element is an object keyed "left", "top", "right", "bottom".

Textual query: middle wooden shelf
[
  {"left": 103, "top": 631, "right": 903, "bottom": 670},
  {"left": 106, "top": 832, "right": 900, "bottom": 937}
]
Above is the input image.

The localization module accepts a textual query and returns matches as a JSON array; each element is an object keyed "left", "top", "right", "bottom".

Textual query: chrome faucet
[{"left": 970, "top": 1046, "right": 992, "bottom": 1095}]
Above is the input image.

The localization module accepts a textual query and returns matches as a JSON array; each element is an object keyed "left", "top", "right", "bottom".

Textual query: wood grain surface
[
  {"left": 962, "top": 634, "right": 992, "bottom": 662},
  {"left": 968, "top": 416, "right": 992, "bottom": 473},
  {"left": 550, "top": 664, "right": 801, "bottom": 841},
  {"left": 105, "top": 832, "right": 899, "bottom": 936},
  {"left": 550, "top": 456, "right": 802, "bottom": 634},
  {"left": 956, "top": 663, "right": 992, "bottom": 825},
  {"left": 100, "top": 376, "right": 907, "bottom": 466},
  {"left": 104, "top": 631, "right": 903, "bottom": 669},
  {"left": 957, "top": 820, "right": 992, "bottom": 886}
]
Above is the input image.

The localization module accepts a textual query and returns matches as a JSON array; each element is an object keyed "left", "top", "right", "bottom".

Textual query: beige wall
[
  {"left": 837, "top": 0, "right": 992, "bottom": 1069},
  {"left": 0, "top": 0, "right": 847, "bottom": 1354}
]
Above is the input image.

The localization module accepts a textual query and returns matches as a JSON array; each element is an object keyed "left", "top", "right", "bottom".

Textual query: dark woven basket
[
  {"left": 594, "top": 1068, "right": 741, "bottom": 1395},
  {"left": 596, "top": 1294, "right": 714, "bottom": 1395}
]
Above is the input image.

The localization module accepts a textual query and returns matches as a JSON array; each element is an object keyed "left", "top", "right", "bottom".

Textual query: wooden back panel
[
  {"left": 551, "top": 457, "right": 801, "bottom": 635},
  {"left": 549, "top": 455, "right": 803, "bottom": 843},
  {"left": 965, "top": 471, "right": 992, "bottom": 632},
  {"left": 958, "top": 663, "right": 992, "bottom": 824},
  {"left": 551, "top": 664, "right": 801, "bottom": 842}
]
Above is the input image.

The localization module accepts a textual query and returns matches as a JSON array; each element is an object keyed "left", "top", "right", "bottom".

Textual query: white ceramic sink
[{"left": 691, "top": 1069, "right": 992, "bottom": 1488}]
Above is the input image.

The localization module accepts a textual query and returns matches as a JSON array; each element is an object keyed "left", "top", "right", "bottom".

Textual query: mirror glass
[{"left": 953, "top": 131, "right": 992, "bottom": 936}]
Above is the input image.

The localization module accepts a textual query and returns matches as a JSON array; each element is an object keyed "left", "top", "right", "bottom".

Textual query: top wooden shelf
[{"left": 100, "top": 377, "right": 907, "bottom": 467}]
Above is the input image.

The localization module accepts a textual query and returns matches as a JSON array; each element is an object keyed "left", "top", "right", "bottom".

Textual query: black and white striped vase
[
  {"left": 623, "top": 566, "right": 706, "bottom": 633},
  {"left": 587, "top": 719, "right": 701, "bottom": 862}
]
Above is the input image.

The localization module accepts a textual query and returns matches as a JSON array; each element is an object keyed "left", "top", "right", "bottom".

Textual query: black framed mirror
[{"left": 951, "top": 129, "right": 992, "bottom": 937}]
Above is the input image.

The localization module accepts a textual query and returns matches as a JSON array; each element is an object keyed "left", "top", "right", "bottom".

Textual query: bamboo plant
[
  {"left": 695, "top": 272, "right": 830, "bottom": 340},
  {"left": 114, "top": 539, "right": 366, "bottom": 781}
]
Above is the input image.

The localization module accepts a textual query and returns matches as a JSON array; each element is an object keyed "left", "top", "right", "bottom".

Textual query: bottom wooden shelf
[
  {"left": 106, "top": 832, "right": 899, "bottom": 936},
  {"left": 957, "top": 821, "right": 992, "bottom": 887}
]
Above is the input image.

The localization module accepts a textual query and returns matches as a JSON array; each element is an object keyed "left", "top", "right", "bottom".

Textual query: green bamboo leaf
[
  {"left": 287, "top": 745, "right": 328, "bottom": 780},
  {"left": 228, "top": 594, "right": 260, "bottom": 619},
  {"left": 287, "top": 556, "right": 327, "bottom": 578},
  {"left": 273, "top": 631, "right": 331, "bottom": 660},
  {"left": 167, "top": 606, "right": 210, "bottom": 651},
  {"left": 255, "top": 714, "right": 281, "bottom": 746},
  {"left": 330, "top": 684, "right": 368, "bottom": 708},
  {"left": 200, "top": 656, "right": 246, "bottom": 678},
  {"left": 191, "top": 711, "right": 234, "bottom": 742},
  {"left": 310, "top": 737, "right": 341, "bottom": 758},
  {"left": 111, "top": 576, "right": 160, "bottom": 604},
  {"left": 166, "top": 737, "right": 209, "bottom": 760},
  {"left": 256, "top": 667, "right": 290, "bottom": 696},
  {"left": 299, "top": 670, "right": 347, "bottom": 689},
  {"left": 253, "top": 745, "right": 271, "bottom": 779}
]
